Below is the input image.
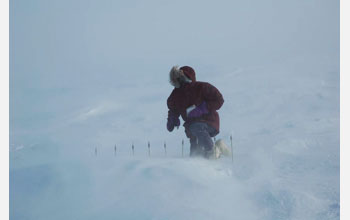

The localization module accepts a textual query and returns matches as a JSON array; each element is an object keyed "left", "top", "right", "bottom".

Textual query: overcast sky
[{"left": 10, "top": 0, "right": 339, "bottom": 144}]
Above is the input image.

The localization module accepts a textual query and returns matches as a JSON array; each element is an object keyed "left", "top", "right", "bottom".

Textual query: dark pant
[{"left": 187, "top": 122, "right": 216, "bottom": 157}]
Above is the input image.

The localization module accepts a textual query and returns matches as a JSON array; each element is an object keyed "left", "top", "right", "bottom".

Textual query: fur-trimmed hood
[{"left": 169, "top": 66, "right": 196, "bottom": 88}]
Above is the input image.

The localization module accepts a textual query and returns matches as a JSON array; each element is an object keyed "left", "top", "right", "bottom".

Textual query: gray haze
[{"left": 10, "top": 0, "right": 339, "bottom": 144}]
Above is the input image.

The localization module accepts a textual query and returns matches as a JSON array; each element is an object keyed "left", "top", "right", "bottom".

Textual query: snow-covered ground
[{"left": 10, "top": 0, "right": 339, "bottom": 219}]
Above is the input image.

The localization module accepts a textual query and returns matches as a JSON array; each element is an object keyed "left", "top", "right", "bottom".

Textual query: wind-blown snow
[{"left": 10, "top": 0, "right": 339, "bottom": 219}]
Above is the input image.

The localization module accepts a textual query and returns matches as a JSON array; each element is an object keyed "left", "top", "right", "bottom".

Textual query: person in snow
[{"left": 166, "top": 66, "right": 224, "bottom": 158}]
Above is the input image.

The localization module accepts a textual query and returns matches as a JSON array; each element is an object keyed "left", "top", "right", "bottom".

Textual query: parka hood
[
  {"left": 180, "top": 66, "right": 196, "bottom": 82},
  {"left": 169, "top": 65, "right": 196, "bottom": 88}
]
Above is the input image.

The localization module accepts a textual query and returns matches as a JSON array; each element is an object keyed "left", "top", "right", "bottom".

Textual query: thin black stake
[
  {"left": 148, "top": 141, "right": 151, "bottom": 157},
  {"left": 114, "top": 144, "right": 117, "bottom": 157},
  {"left": 182, "top": 139, "right": 184, "bottom": 157},
  {"left": 132, "top": 143, "right": 134, "bottom": 156},
  {"left": 164, "top": 142, "right": 167, "bottom": 156},
  {"left": 230, "top": 135, "right": 233, "bottom": 162},
  {"left": 214, "top": 137, "right": 217, "bottom": 158}
]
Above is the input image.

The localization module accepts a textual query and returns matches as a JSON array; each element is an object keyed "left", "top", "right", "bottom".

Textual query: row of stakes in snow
[
  {"left": 94, "top": 140, "right": 185, "bottom": 157},
  {"left": 94, "top": 135, "right": 234, "bottom": 161}
]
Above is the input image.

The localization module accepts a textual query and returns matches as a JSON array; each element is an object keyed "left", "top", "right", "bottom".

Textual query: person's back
[{"left": 166, "top": 66, "right": 224, "bottom": 158}]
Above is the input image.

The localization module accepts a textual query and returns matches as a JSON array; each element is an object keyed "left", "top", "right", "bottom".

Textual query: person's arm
[
  {"left": 202, "top": 83, "right": 224, "bottom": 112},
  {"left": 167, "top": 91, "right": 180, "bottom": 131}
]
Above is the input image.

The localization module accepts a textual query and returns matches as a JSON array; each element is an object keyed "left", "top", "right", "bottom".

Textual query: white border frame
[
  {"left": 1, "top": 0, "right": 9, "bottom": 219},
  {"left": 340, "top": 0, "right": 349, "bottom": 219}
]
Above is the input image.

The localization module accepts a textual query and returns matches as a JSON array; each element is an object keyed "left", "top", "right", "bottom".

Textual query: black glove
[{"left": 167, "top": 115, "right": 180, "bottom": 132}]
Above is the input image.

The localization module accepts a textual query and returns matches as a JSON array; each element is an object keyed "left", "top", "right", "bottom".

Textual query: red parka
[{"left": 167, "top": 66, "right": 224, "bottom": 137}]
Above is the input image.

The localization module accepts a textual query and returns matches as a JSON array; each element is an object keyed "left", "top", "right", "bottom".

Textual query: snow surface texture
[{"left": 10, "top": 0, "right": 339, "bottom": 219}]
